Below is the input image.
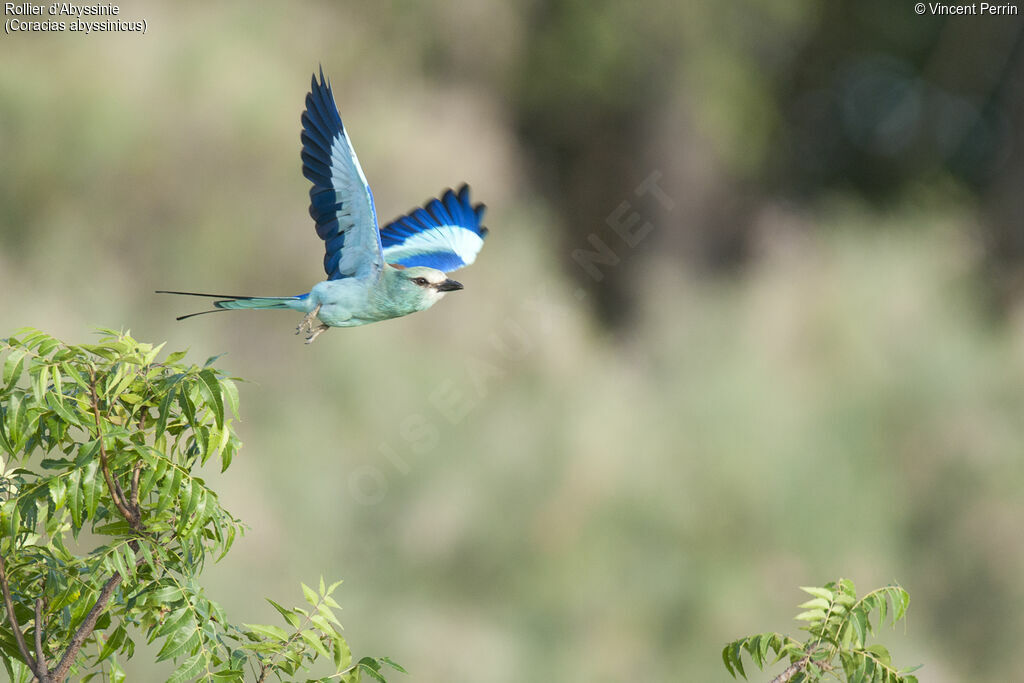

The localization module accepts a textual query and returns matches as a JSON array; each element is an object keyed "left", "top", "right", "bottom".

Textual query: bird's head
[{"left": 388, "top": 265, "right": 463, "bottom": 310}]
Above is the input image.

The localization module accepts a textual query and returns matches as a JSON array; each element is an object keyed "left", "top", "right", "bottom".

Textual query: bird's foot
[
  {"left": 296, "top": 304, "right": 322, "bottom": 336},
  {"left": 304, "top": 323, "right": 329, "bottom": 344}
]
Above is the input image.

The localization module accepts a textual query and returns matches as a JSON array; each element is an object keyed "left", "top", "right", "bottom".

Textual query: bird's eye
[{"left": 412, "top": 277, "right": 428, "bottom": 286}]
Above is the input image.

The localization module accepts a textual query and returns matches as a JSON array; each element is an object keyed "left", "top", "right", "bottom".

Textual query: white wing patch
[{"left": 382, "top": 226, "right": 485, "bottom": 267}]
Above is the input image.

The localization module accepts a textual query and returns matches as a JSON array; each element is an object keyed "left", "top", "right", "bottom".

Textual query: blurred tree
[
  {"left": 512, "top": 0, "right": 683, "bottom": 327},
  {"left": 773, "top": 3, "right": 1024, "bottom": 303},
  {"left": 509, "top": 0, "right": 806, "bottom": 327},
  {"left": 510, "top": 0, "right": 1024, "bottom": 324}
]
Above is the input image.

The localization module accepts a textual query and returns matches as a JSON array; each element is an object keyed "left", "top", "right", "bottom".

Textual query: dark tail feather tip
[{"left": 175, "top": 309, "right": 230, "bottom": 321}]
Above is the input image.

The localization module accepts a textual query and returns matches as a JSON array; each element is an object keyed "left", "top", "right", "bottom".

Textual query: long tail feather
[
  {"left": 157, "top": 290, "right": 307, "bottom": 321},
  {"left": 156, "top": 290, "right": 260, "bottom": 299}
]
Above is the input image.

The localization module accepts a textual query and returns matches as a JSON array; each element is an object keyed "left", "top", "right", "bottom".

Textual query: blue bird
[{"left": 159, "top": 68, "right": 488, "bottom": 343}]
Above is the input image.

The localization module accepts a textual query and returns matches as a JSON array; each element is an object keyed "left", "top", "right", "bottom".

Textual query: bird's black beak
[{"left": 437, "top": 278, "right": 464, "bottom": 292}]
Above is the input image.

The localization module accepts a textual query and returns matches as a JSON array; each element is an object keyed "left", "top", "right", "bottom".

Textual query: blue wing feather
[
  {"left": 379, "top": 185, "right": 488, "bottom": 273},
  {"left": 301, "top": 68, "right": 383, "bottom": 280}
]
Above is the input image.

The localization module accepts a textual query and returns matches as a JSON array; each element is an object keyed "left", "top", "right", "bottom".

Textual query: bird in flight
[{"left": 159, "top": 68, "right": 488, "bottom": 343}]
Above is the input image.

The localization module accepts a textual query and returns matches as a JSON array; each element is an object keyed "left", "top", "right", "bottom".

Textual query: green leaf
[
  {"left": 93, "top": 520, "right": 134, "bottom": 535},
  {"left": 82, "top": 459, "right": 100, "bottom": 520},
  {"left": 154, "top": 608, "right": 191, "bottom": 639},
  {"left": 334, "top": 634, "right": 352, "bottom": 671},
  {"left": 6, "top": 391, "right": 25, "bottom": 448},
  {"left": 244, "top": 623, "right": 289, "bottom": 642},
  {"left": 220, "top": 435, "right": 236, "bottom": 473},
  {"left": 185, "top": 490, "right": 208, "bottom": 533},
  {"left": 267, "top": 599, "right": 302, "bottom": 629},
  {"left": 722, "top": 645, "right": 737, "bottom": 678},
  {"left": 156, "top": 625, "right": 200, "bottom": 662},
  {"left": 380, "top": 656, "right": 407, "bottom": 674},
  {"left": 176, "top": 478, "right": 195, "bottom": 531},
  {"left": 359, "top": 663, "right": 388, "bottom": 683},
  {"left": 49, "top": 476, "right": 68, "bottom": 510},
  {"left": 799, "top": 586, "right": 834, "bottom": 602},
  {"left": 96, "top": 624, "right": 127, "bottom": 662},
  {"left": 46, "top": 389, "right": 81, "bottom": 427},
  {"left": 302, "top": 582, "right": 318, "bottom": 607},
  {"left": 316, "top": 602, "right": 343, "bottom": 630},
  {"left": 142, "top": 341, "right": 166, "bottom": 365},
  {"left": 109, "top": 543, "right": 130, "bottom": 579},
  {"left": 165, "top": 350, "right": 188, "bottom": 365},
  {"left": 2, "top": 500, "right": 20, "bottom": 540},
  {"left": 729, "top": 641, "right": 746, "bottom": 678},
  {"left": 3, "top": 348, "right": 27, "bottom": 387},
  {"left": 154, "top": 465, "right": 182, "bottom": 516},
  {"left": 59, "top": 361, "right": 90, "bottom": 391},
  {"left": 138, "top": 455, "right": 167, "bottom": 499},
  {"left": 166, "top": 651, "right": 208, "bottom": 683},
  {"left": 67, "top": 467, "right": 82, "bottom": 528},
  {"left": 798, "top": 597, "right": 830, "bottom": 611},
  {"left": 795, "top": 609, "right": 827, "bottom": 622},
  {"left": 865, "top": 644, "right": 892, "bottom": 666},
  {"left": 310, "top": 614, "right": 335, "bottom": 634},
  {"left": 892, "top": 587, "right": 909, "bottom": 621},
  {"left": 852, "top": 610, "right": 867, "bottom": 646},
  {"left": 203, "top": 353, "right": 226, "bottom": 368},
  {"left": 197, "top": 369, "right": 225, "bottom": 429},
  {"left": 221, "top": 379, "right": 240, "bottom": 418},
  {"left": 31, "top": 362, "right": 49, "bottom": 404},
  {"left": 300, "top": 629, "right": 332, "bottom": 659},
  {"left": 36, "top": 335, "right": 61, "bottom": 357},
  {"left": 177, "top": 391, "right": 196, "bottom": 429},
  {"left": 155, "top": 385, "right": 177, "bottom": 440},
  {"left": 0, "top": 412, "right": 14, "bottom": 453}
]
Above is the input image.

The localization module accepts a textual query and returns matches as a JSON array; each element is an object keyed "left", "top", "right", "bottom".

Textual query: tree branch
[
  {"left": 49, "top": 571, "right": 123, "bottom": 683},
  {"left": 130, "top": 460, "right": 143, "bottom": 520},
  {"left": 131, "top": 413, "right": 146, "bottom": 519},
  {"left": 49, "top": 377, "right": 149, "bottom": 680},
  {"left": 0, "top": 552, "right": 40, "bottom": 677},
  {"left": 34, "top": 598, "right": 48, "bottom": 678},
  {"left": 770, "top": 655, "right": 810, "bottom": 683},
  {"left": 88, "top": 374, "right": 139, "bottom": 529}
]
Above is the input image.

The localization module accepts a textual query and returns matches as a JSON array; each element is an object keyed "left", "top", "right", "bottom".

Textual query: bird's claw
[
  {"left": 304, "top": 324, "right": 329, "bottom": 344},
  {"left": 296, "top": 305, "right": 322, "bottom": 337}
]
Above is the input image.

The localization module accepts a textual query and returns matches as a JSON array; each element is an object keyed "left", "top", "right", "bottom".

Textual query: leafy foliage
[
  {"left": 723, "top": 579, "right": 919, "bottom": 683},
  {"left": 0, "top": 328, "right": 399, "bottom": 682}
]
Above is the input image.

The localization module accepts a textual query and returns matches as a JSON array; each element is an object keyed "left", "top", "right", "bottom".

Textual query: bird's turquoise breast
[{"left": 309, "top": 277, "right": 425, "bottom": 327}]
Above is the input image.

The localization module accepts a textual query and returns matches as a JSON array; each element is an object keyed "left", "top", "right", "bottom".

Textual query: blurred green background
[{"left": 3, "top": 1, "right": 1024, "bottom": 681}]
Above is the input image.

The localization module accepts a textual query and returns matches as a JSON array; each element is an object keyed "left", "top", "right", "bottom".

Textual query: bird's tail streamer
[{"left": 156, "top": 291, "right": 308, "bottom": 321}]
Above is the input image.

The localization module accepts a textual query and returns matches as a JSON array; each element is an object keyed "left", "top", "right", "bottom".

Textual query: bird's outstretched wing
[
  {"left": 379, "top": 185, "right": 488, "bottom": 273},
  {"left": 302, "top": 68, "right": 383, "bottom": 280}
]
